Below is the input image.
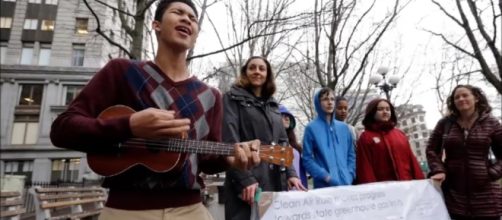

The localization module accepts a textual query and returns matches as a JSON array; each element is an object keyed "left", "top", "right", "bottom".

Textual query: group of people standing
[
  {"left": 219, "top": 55, "right": 502, "bottom": 220},
  {"left": 49, "top": 0, "right": 501, "bottom": 220}
]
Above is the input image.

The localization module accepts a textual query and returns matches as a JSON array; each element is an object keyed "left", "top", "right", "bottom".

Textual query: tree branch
[
  {"left": 423, "top": 29, "right": 476, "bottom": 58},
  {"left": 82, "top": 0, "right": 133, "bottom": 58}
]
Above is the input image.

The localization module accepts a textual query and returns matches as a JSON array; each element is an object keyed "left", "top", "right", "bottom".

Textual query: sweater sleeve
[
  {"left": 426, "top": 118, "right": 447, "bottom": 176},
  {"left": 356, "top": 132, "right": 377, "bottom": 184},
  {"left": 302, "top": 126, "right": 329, "bottom": 182},
  {"left": 50, "top": 59, "right": 133, "bottom": 152},
  {"left": 222, "top": 93, "right": 257, "bottom": 188},
  {"left": 199, "top": 88, "right": 230, "bottom": 174},
  {"left": 488, "top": 117, "right": 502, "bottom": 180}
]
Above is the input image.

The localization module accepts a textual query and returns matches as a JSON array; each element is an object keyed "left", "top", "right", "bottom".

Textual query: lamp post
[{"left": 369, "top": 67, "right": 400, "bottom": 100}]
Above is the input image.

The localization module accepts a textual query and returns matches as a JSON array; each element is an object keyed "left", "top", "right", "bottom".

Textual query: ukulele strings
[
  {"left": 118, "top": 138, "right": 234, "bottom": 155},
  {"left": 115, "top": 138, "right": 277, "bottom": 155}
]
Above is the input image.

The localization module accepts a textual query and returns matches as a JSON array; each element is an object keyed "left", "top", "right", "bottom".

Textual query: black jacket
[{"left": 223, "top": 85, "right": 297, "bottom": 220}]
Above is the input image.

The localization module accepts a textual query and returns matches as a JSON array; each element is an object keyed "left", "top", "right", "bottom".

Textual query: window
[
  {"left": 402, "top": 120, "right": 407, "bottom": 126},
  {"left": 11, "top": 121, "right": 39, "bottom": 144},
  {"left": 411, "top": 118, "right": 416, "bottom": 123},
  {"left": 420, "top": 124, "right": 427, "bottom": 130},
  {"left": 20, "top": 43, "right": 34, "bottom": 65},
  {"left": 38, "top": 44, "right": 51, "bottom": 65},
  {"left": 0, "top": 42, "right": 7, "bottom": 64},
  {"left": 45, "top": 0, "right": 58, "bottom": 5},
  {"left": 3, "top": 160, "right": 34, "bottom": 182},
  {"left": 12, "top": 84, "right": 43, "bottom": 145},
  {"left": 65, "top": 85, "right": 83, "bottom": 105},
  {"left": 41, "top": 20, "right": 55, "bottom": 31},
  {"left": 23, "top": 19, "right": 38, "bottom": 30},
  {"left": 422, "top": 132, "right": 428, "bottom": 138},
  {"left": 51, "top": 159, "right": 80, "bottom": 182},
  {"left": 413, "top": 133, "right": 419, "bottom": 139},
  {"left": 71, "top": 44, "right": 85, "bottom": 66},
  {"left": 419, "top": 116, "right": 424, "bottom": 122},
  {"left": 28, "top": 0, "right": 41, "bottom": 3},
  {"left": 18, "top": 84, "right": 43, "bottom": 106},
  {"left": 0, "top": 17, "right": 12, "bottom": 28},
  {"left": 75, "top": 18, "right": 88, "bottom": 34}
]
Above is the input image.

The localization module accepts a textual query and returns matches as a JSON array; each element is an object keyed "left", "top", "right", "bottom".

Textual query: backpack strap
[{"left": 438, "top": 119, "right": 452, "bottom": 158}]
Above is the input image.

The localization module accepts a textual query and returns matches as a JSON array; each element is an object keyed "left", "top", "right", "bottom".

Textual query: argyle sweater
[{"left": 50, "top": 59, "right": 228, "bottom": 210}]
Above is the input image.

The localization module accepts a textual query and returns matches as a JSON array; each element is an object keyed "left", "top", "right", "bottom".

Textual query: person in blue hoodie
[{"left": 302, "top": 87, "right": 356, "bottom": 188}]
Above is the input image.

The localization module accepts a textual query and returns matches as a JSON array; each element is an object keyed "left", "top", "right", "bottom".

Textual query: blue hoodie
[{"left": 302, "top": 90, "right": 356, "bottom": 188}]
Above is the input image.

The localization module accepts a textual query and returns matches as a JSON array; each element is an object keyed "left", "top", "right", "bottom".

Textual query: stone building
[{"left": 0, "top": 0, "right": 152, "bottom": 183}]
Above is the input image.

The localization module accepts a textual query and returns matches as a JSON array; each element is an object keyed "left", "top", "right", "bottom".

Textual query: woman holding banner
[
  {"left": 427, "top": 85, "right": 502, "bottom": 220},
  {"left": 356, "top": 98, "right": 424, "bottom": 184}
]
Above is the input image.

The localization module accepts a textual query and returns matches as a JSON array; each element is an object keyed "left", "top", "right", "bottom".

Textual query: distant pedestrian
[
  {"left": 356, "top": 98, "right": 424, "bottom": 184},
  {"left": 427, "top": 84, "right": 502, "bottom": 219}
]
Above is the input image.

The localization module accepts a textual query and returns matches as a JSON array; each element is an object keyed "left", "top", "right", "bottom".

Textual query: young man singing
[{"left": 50, "top": 1, "right": 260, "bottom": 219}]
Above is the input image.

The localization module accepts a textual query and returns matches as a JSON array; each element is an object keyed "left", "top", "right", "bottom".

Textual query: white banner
[{"left": 256, "top": 179, "right": 450, "bottom": 220}]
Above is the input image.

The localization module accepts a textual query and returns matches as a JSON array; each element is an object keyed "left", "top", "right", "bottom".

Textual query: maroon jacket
[
  {"left": 356, "top": 126, "right": 424, "bottom": 184},
  {"left": 426, "top": 113, "right": 502, "bottom": 217}
]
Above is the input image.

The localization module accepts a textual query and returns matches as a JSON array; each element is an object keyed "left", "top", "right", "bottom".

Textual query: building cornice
[{"left": 0, "top": 64, "right": 98, "bottom": 82}]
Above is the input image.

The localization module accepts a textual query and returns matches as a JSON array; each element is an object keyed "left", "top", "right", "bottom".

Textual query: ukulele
[{"left": 87, "top": 105, "right": 294, "bottom": 177}]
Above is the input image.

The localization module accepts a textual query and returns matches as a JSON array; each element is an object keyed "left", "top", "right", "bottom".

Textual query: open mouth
[{"left": 175, "top": 26, "right": 192, "bottom": 35}]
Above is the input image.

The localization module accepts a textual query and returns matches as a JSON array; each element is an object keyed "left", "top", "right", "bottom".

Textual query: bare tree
[
  {"left": 195, "top": 0, "right": 308, "bottom": 87},
  {"left": 428, "top": 44, "right": 480, "bottom": 116},
  {"left": 82, "top": 0, "right": 157, "bottom": 59},
  {"left": 428, "top": 0, "right": 501, "bottom": 94},
  {"left": 81, "top": 0, "right": 310, "bottom": 68},
  {"left": 279, "top": 0, "right": 411, "bottom": 125}
]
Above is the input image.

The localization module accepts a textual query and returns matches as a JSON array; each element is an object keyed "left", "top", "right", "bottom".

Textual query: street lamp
[{"left": 369, "top": 67, "right": 400, "bottom": 100}]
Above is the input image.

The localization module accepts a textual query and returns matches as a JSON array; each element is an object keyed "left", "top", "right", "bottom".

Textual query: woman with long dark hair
[
  {"left": 356, "top": 98, "right": 424, "bottom": 184},
  {"left": 427, "top": 85, "right": 502, "bottom": 219}
]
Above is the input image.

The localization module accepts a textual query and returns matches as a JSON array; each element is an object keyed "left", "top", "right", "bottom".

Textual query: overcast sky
[{"left": 190, "top": 0, "right": 501, "bottom": 129}]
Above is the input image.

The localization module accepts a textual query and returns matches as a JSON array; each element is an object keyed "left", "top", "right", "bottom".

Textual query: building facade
[
  {"left": 0, "top": 0, "right": 152, "bottom": 183},
  {"left": 395, "top": 104, "right": 430, "bottom": 171}
]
